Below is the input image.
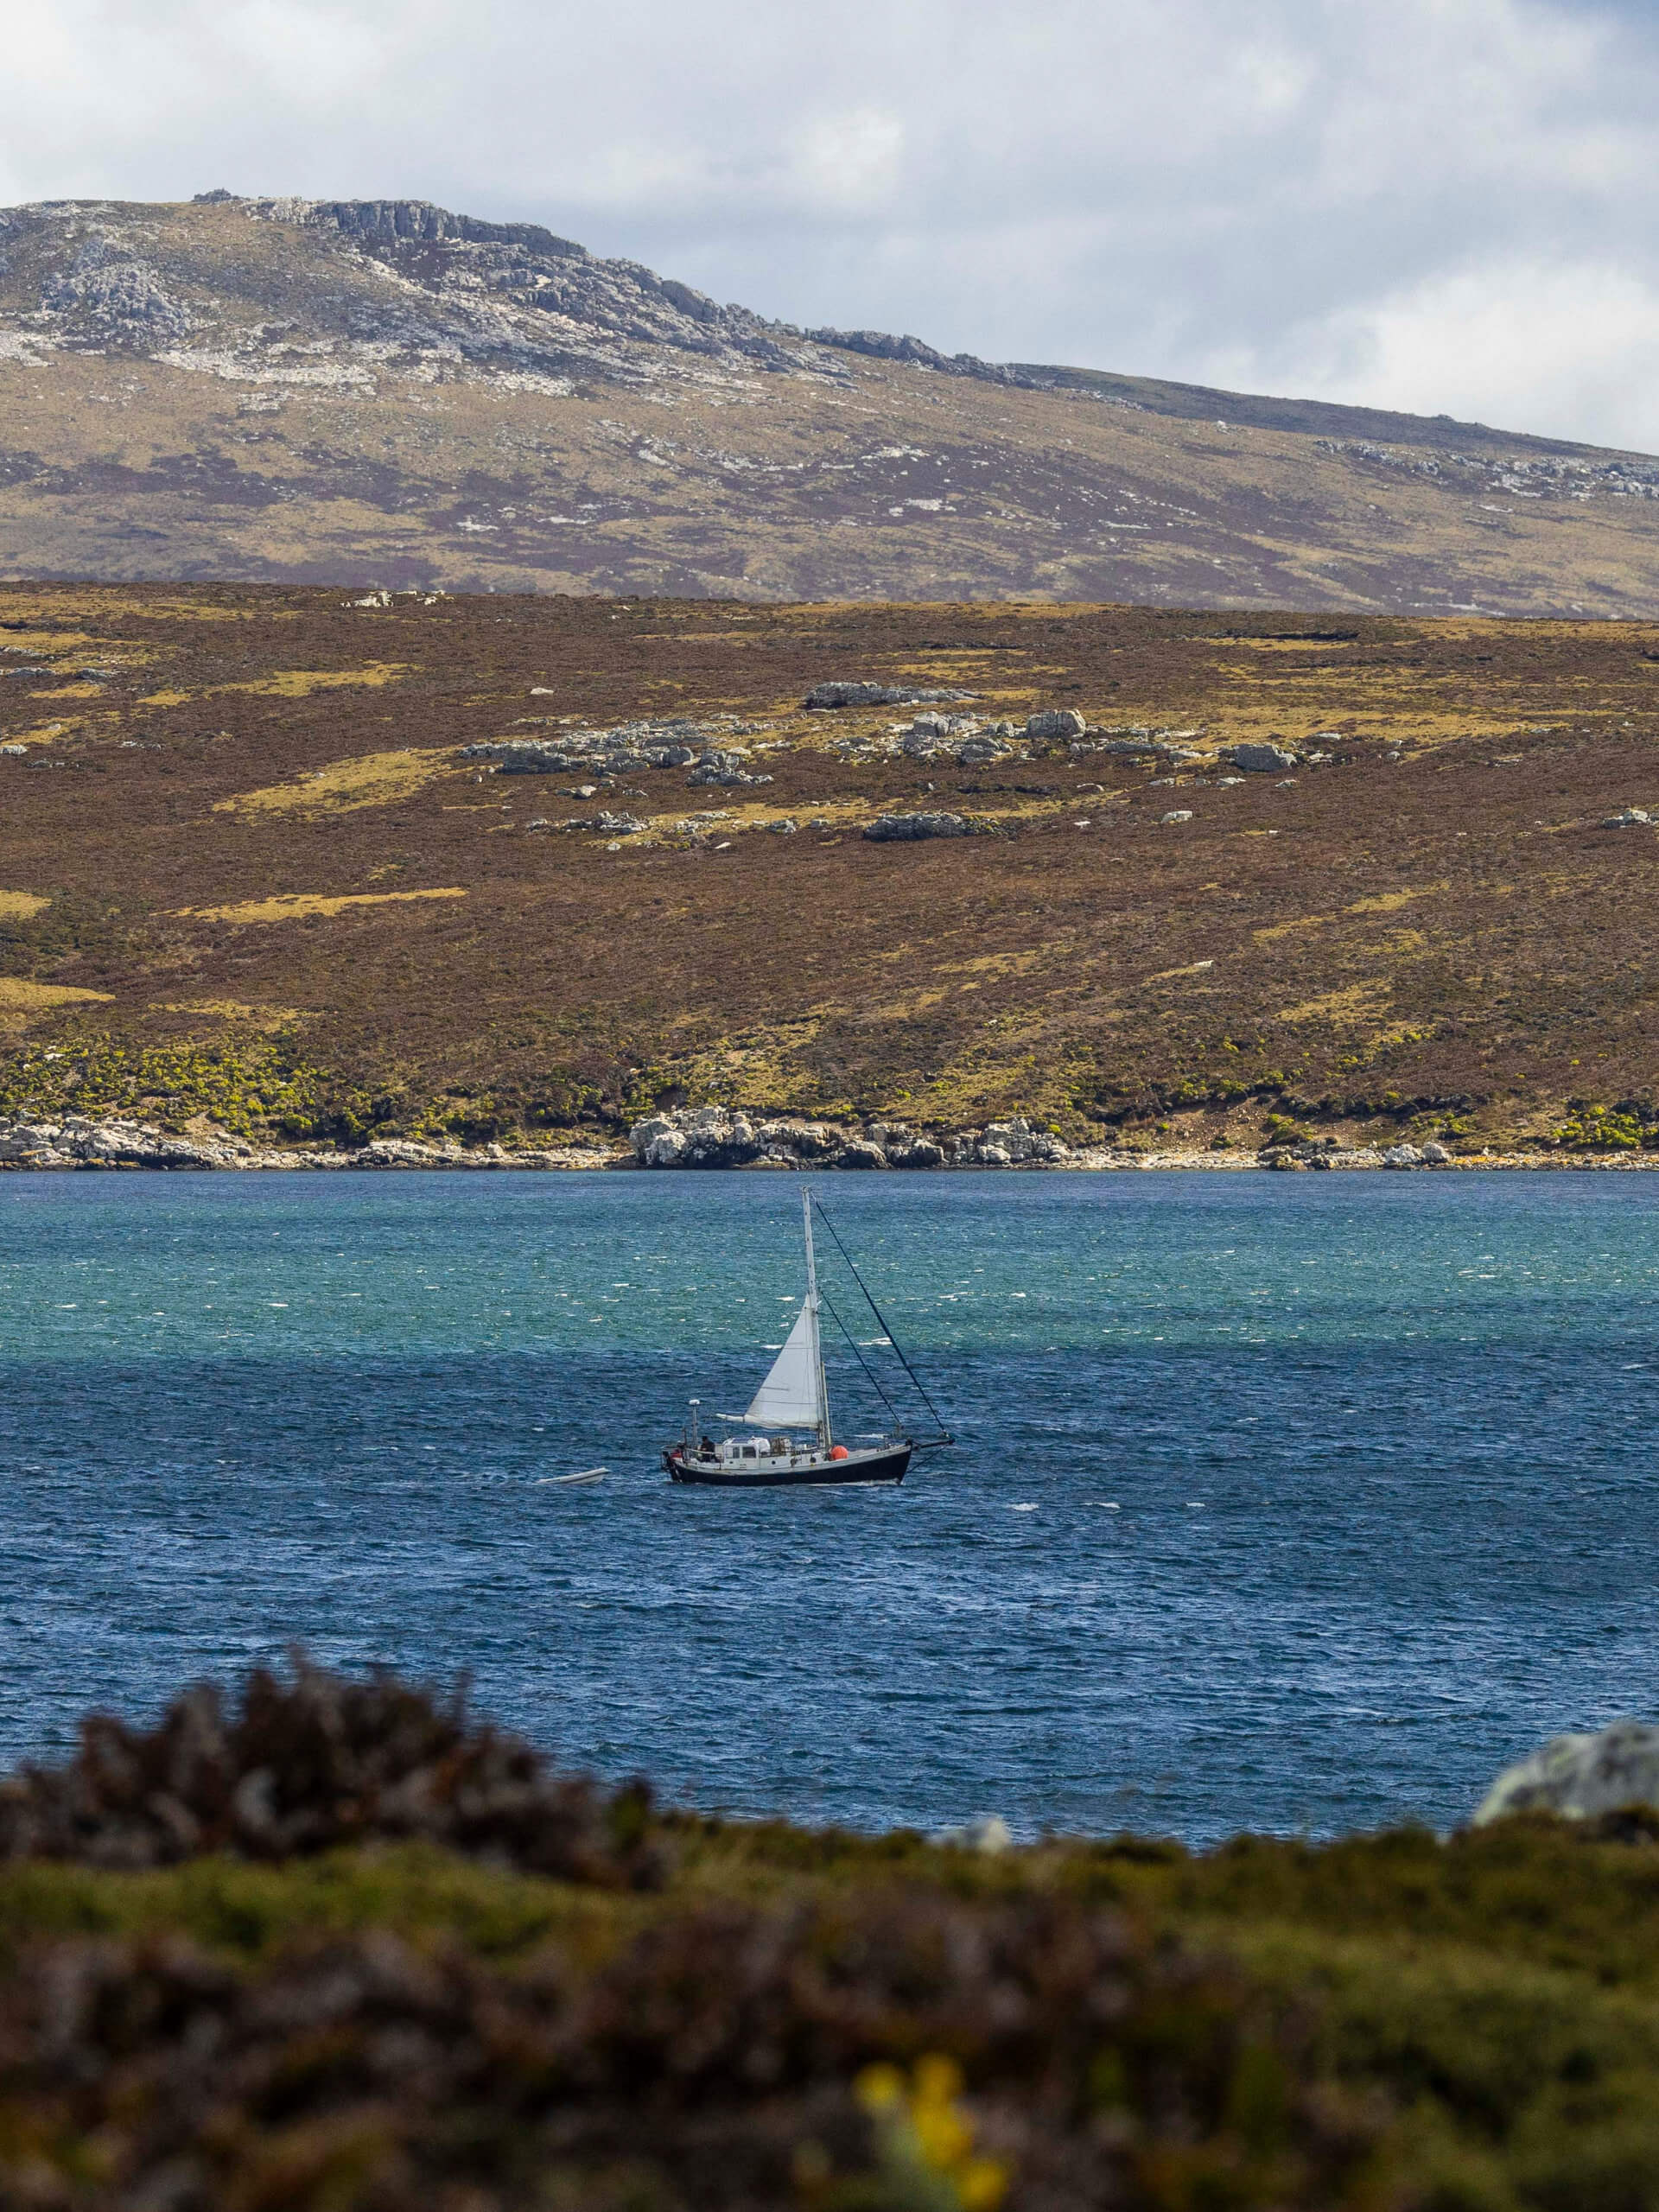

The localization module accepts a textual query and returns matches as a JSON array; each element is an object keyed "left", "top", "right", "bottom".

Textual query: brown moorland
[{"left": 2, "top": 581, "right": 1658, "bottom": 1154}]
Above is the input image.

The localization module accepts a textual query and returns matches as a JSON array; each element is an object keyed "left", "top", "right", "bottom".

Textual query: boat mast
[{"left": 803, "top": 1188, "right": 832, "bottom": 1452}]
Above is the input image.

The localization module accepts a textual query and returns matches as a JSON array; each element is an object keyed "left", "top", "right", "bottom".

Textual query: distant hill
[{"left": 0, "top": 193, "right": 1656, "bottom": 613}]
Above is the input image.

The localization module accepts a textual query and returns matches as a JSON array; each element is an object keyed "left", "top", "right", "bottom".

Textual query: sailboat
[{"left": 663, "top": 1191, "right": 951, "bottom": 1488}]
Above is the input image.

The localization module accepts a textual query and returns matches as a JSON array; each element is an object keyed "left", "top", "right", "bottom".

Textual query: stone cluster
[
  {"left": 628, "top": 1108, "right": 1068, "bottom": 1170},
  {"left": 804, "top": 681, "right": 976, "bottom": 709},
  {"left": 461, "top": 718, "right": 766, "bottom": 778},
  {"left": 685, "top": 749, "right": 772, "bottom": 788}
]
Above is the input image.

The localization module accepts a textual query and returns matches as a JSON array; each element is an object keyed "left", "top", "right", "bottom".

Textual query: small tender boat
[
  {"left": 548, "top": 1466, "right": 607, "bottom": 1485},
  {"left": 664, "top": 1191, "right": 950, "bottom": 1489}
]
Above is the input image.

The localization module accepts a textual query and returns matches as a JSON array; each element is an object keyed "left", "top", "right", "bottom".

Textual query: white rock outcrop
[
  {"left": 1473, "top": 1719, "right": 1659, "bottom": 1826},
  {"left": 1024, "top": 709, "right": 1088, "bottom": 742}
]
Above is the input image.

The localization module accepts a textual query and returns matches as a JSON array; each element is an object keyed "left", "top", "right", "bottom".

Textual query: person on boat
[{"left": 700, "top": 1433, "right": 715, "bottom": 1458}]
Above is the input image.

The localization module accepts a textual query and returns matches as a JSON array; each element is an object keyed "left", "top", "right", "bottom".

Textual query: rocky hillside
[{"left": 1, "top": 194, "right": 1657, "bottom": 613}]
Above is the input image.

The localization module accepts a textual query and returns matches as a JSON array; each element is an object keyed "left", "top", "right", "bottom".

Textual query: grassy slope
[{"left": 3, "top": 583, "right": 1659, "bottom": 1154}]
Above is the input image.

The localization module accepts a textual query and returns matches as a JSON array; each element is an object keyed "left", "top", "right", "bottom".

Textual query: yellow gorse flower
[{"left": 855, "top": 2056, "right": 1008, "bottom": 2212}]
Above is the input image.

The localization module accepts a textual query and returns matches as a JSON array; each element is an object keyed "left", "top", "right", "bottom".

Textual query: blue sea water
[{"left": 1, "top": 1167, "right": 1656, "bottom": 1847}]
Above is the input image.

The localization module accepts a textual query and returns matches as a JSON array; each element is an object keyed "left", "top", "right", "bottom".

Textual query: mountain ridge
[{"left": 0, "top": 193, "right": 1656, "bottom": 611}]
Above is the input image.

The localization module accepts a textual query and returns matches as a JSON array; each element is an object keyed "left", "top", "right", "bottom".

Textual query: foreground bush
[
  {"left": 0, "top": 1657, "right": 663, "bottom": 1887},
  {"left": 0, "top": 1891, "right": 1383, "bottom": 2212},
  {"left": 5, "top": 1664, "right": 1659, "bottom": 2207}
]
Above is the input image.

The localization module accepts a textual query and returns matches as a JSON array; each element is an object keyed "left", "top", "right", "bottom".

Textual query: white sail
[{"left": 745, "top": 1300, "right": 823, "bottom": 1427}]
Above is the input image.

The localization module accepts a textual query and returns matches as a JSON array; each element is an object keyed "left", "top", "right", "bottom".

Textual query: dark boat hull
[{"left": 664, "top": 1443, "right": 911, "bottom": 1488}]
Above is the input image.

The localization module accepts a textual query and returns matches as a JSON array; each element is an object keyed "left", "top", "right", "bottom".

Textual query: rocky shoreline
[{"left": 0, "top": 1108, "right": 1652, "bottom": 1174}]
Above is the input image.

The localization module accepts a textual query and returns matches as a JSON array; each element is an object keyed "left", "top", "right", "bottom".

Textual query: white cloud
[
  {"left": 2, "top": 0, "right": 1658, "bottom": 448},
  {"left": 1235, "top": 258, "right": 1659, "bottom": 451},
  {"left": 788, "top": 108, "right": 906, "bottom": 214}
]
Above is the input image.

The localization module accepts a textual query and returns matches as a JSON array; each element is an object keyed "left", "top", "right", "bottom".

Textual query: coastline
[{"left": 0, "top": 1113, "right": 1653, "bottom": 1174}]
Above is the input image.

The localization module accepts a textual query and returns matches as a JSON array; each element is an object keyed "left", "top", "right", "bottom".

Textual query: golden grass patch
[
  {"left": 175, "top": 889, "right": 467, "bottom": 925},
  {"left": 1345, "top": 887, "right": 1444, "bottom": 914},
  {"left": 0, "top": 892, "right": 49, "bottom": 921},
  {"left": 0, "top": 978, "right": 114, "bottom": 1033},
  {"left": 228, "top": 664, "right": 408, "bottom": 699},
  {"left": 1254, "top": 915, "right": 1327, "bottom": 944},
  {"left": 4, "top": 720, "right": 82, "bottom": 747},
  {"left": 140, "top": 664, "right": 409, "bottom": 711},
  {"left": 158, "top": 1000, "right": 311, "bottom": 1028},
  {"left": 1274, "top": 982, "right": 1391, "bottom": 1026},
  {"left": 213, "top": 748, "right": 458, "bottom": 819}
]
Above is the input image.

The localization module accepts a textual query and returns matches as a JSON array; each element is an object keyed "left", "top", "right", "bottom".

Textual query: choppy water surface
[{"left": 3, "top": 1169, "right": 1656, "bottom": 1844}]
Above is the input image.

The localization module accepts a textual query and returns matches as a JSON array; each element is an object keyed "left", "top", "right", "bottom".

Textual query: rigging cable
[
  {"left": 817, "top": 1284, "right": 908, "bottom": 1433},
  {"left": 811, "top": 1199, "right": 954, "bottom": 1445}
]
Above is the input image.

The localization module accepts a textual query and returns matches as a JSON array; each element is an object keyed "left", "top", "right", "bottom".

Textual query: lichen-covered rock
[
  {"left": 1382, "top": 1144, "right": 1425, "bottom": 1168},
  {"left": 1473, "top": 1719, "right": 1659, "bottom": 1826}
]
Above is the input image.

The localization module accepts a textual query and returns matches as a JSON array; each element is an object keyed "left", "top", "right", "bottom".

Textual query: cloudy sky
[{"left": 6, "top": 0, "right": 1659, "bottom": 450}]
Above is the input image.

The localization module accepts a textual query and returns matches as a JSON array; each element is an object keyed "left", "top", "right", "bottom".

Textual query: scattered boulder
[
  {"left": 1473, "top": 1719, "right": 1659, "bottom": 1827},
  {"left": 1161, "top": 809, "right": 1194, "bottom": 823},
  {"left": 863, "top": 811, "right": 977, "bottom": 842},
  {"left": 1421, "top": 1141, "right": 1452, "bottom": 1164},
  {"left": 1226, "top": 742, "right": 1299, "bottom": 773},
  {"left": 1382, "top": 1144, "right": 1426, "bottom": 1169},
  {"left": 594, "top": 811, "right": 645, "bottom": 835},
  {"left": 1604, "top": 808, "right": 1653, "bottom": 828}
]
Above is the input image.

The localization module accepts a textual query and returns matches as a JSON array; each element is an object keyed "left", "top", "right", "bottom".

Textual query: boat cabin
[{"left": 702, "top": 1433, "right": 804, "bottom": 1466}]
